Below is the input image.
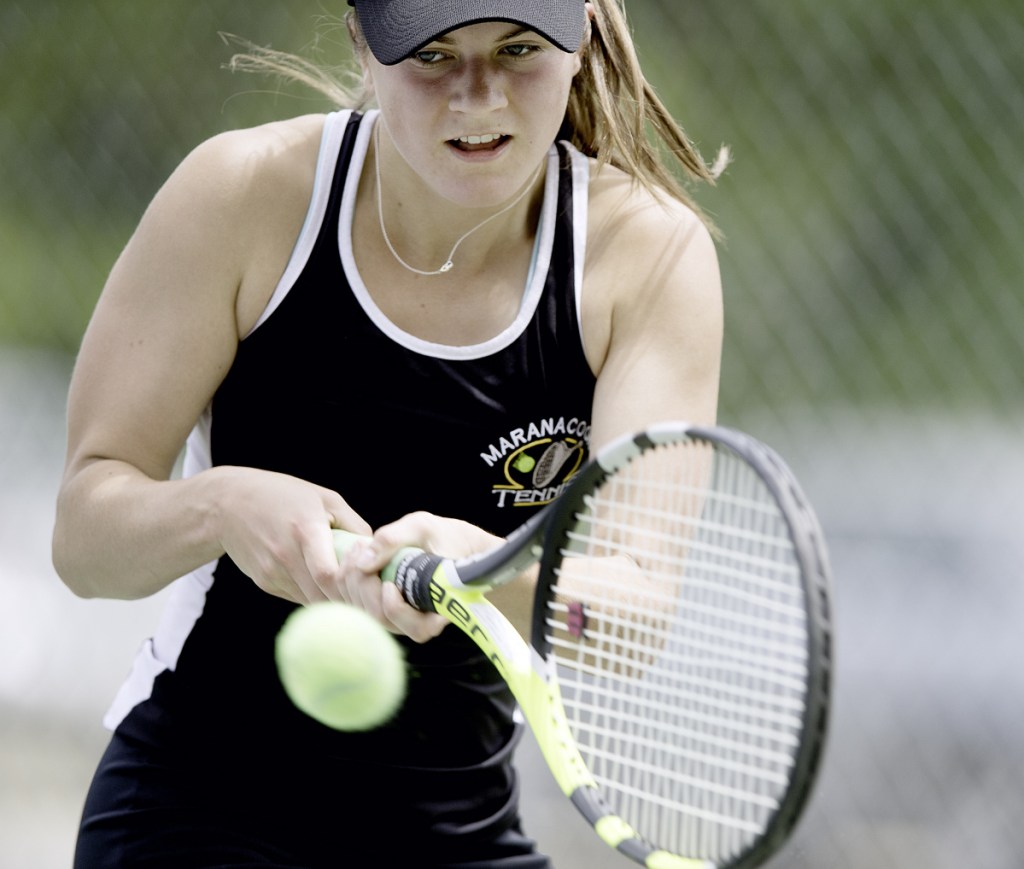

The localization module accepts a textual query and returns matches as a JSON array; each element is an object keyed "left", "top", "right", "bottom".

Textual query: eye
[
  {"left": 411, "top": 48, "right": 450, "bottom": 66},
  {"left": 500, "top": 43, "right": 542, "bottom": 59}
]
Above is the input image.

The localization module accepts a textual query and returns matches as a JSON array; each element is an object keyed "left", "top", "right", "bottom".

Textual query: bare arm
[
  {"left": 481, "top": 172, "right": 723, "bottom": 639},
  {"left": 51, "top": 119, "right": 423, "bottom": 625},
  {"left": 530, "top": 176, "right": 724, "bottom": 654},
  {"left": 583, "top": 174, "right": 723, "bottom": 450},
  {"left": 350, "top": 175, "right": 723, "bottom": 639},
  {"left": 53, "top": 129, "right": 251, "bottom": 598}
]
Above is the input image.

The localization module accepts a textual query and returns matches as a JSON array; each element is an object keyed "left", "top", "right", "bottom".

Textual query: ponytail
[{"left": 566, "top": 0, "right": 728, "bottom": 229}]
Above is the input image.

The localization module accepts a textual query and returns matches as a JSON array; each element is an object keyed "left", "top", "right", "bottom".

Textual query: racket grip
[{"left": 331, "top": 530, "right": 443, "bottom": 613}]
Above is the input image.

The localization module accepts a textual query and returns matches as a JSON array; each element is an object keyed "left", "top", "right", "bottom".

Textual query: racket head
[{"left": 529, "top": 422, "right": 832, "bottom": 868}]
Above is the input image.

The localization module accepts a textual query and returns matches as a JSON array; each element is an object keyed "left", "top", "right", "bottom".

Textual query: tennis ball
[{"left": 275, "top": 601, "right": 406, "bottom": 731}]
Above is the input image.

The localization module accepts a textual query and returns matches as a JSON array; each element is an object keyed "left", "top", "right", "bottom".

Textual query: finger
[
  {"left": 341, "top": 547, "right": 445, "bottom": 642},
  {"left": 356, "top": 513, "right": 441, "bottom": 578},
  {"left": 380, "top": 582, "right": 447, "bottom": 643},
  {"left": 302, "top": 520, "right": 347, "bottom": 601},
  {"left": 296, "top": 581, "right": 331, "bottom": 605},
  {"left": 323, "top": 490, "right": 373, "bottom": 536},
  {"left": 258, "top": 566, "right": 329, "bottom": 606},
  {"left": 344, "top": 561, "right": 388, "bottom": 623},
  {"left": 281, "top": 557, "right": 332, "bottom": 605}
]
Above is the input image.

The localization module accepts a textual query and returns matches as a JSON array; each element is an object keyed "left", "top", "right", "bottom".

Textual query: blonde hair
[{"left": 228, "top": 1, "right": 727, "bottom": 228}]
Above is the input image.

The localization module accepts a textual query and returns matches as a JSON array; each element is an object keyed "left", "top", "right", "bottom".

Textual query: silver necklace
[{"left": 374, "top": 123, "right": 543, "bottom": 276}]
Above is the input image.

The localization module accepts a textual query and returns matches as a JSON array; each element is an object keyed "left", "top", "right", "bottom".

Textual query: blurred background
[{"left": 2, "top": 0, "right": 1022, "bottom": 866}]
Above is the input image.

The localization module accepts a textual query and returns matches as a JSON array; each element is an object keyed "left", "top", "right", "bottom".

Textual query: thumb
[{"left": 322, "top": 488, "right": 372, "bottom": 536}]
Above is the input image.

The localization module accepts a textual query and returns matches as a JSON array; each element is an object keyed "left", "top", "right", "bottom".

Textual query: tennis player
[{"left": 53, "top": 0, "right": 725, "bottom": 865}]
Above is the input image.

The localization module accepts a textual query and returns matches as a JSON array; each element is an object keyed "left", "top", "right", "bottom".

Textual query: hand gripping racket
[{"left": 333, "top": 422, "right": 832, "bottom": 869}]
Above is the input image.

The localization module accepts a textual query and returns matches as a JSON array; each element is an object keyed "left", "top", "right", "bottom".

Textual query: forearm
[
  {"left": 486, "top": 569, "right": 538, "bottom": 641},
  {"left": 52, "top": 459, "right": 227, "bottom": 600}
]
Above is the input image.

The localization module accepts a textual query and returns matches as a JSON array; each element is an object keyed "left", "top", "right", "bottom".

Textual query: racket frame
[
  {"left": 528, "top": 423, "right": 832, "bottom": 869},
  {"left": 333, "top": 422, "right": 832, "bottom": 869}
]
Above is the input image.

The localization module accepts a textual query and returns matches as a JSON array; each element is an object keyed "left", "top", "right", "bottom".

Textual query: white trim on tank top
[
  {"left": 244, "top": 110, "right": 589, "bottom": 360},
  {"left": 245, "top": 112, "right": 351, "bottom": 337},
  {"left": 339, "top": 110, "right": 561, "bottom": 361}
]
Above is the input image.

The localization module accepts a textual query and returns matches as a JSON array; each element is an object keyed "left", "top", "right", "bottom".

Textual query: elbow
[
  {"left": 51, "top": 499, "right": 113, "bottom": 599},
  {"left": 52, "top": 511, "right": 172, "bottom": 602},
  {"left": 52, "top": 478, "right": 105, "bottom": 598},
  {"left": 51, "top": 524, "right": 97, "bottom": 599}
]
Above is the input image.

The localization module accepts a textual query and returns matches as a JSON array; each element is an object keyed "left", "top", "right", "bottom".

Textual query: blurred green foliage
[
  {"left": 1, "top": 0, "right": 1022, "bottom": 421},
  {"left": 1, "top": 0, "right": 344, "bottom": 349}
]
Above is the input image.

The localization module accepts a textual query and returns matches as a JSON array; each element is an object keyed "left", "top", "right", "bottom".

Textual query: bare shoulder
[
  {"left": 134, "top": 113, "right": 327, "bottom": 252},
  {"left": 177, "top": 113, "right": 326, "bottom": 213},
  {"left": 164, "top": 114, "right": 328, "bottom": 331},
  {"left": 94, "top": 114, "right": 331, "bottom": 344},
  {"left": 582, "top": 161, "right": 724, "bottom": 439},
  {"left": 586, "top": 159, "right": 717, "bottom": 278},
  {"left": 581, "top": 159, "right": 722, "bottom": 373}
]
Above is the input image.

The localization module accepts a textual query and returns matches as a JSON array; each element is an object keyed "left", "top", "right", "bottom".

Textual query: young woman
[{"left": 54, "top": 0, "right": 725, "bottom": 865}]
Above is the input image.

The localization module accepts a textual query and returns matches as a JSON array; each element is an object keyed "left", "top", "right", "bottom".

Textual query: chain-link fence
[{"left": 2, "top": 1, "right": 1022, "bottom": 867}]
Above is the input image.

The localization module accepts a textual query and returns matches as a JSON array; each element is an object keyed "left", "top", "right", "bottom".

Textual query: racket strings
[
  {"left": 547, "top": 440, "right": 811, "bottom": 863},
  {"left": 554, "top": 686, "right": 801, "bottom": 759},
  {"left": 548, "top": 633, "right": 809, "bottom": 707}
]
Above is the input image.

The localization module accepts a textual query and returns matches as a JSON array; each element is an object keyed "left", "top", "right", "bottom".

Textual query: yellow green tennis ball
[{"left": 275, "top": 601, "right": 406, "bottom": 731}]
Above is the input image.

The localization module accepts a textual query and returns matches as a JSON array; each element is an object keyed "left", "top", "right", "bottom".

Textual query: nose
[{"left": 448, "top": 59, "right": 508, "bottom": 115}]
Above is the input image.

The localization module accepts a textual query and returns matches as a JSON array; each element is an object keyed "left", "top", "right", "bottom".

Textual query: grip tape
[{"left": 393, "top": 552, "right": 445, "bottom": 613}]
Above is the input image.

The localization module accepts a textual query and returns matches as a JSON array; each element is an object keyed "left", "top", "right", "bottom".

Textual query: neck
[{"left": 370, "top": 118, "right": 546, "bottom": 277}]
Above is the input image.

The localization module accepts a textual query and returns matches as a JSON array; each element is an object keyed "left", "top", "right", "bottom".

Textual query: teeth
[{"left": 457, "top": 133, "right": 505, "bottom": 145}]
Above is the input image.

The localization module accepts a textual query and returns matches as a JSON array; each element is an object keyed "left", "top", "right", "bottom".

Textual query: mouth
[{"left": 449, "top": 133, "right": 511, "bottom": 153}]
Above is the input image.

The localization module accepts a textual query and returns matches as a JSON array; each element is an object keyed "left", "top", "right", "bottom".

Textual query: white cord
[{"left": 374, "top": 120, "right": 543, "bottom": 276}]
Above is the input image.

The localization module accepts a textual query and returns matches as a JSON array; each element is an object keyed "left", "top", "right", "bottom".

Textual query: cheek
[
  {"left": 373, "top": 78, "right": 433, "bottom": 142},
  {"left": 378, "top": 66, "right": 450, "bottom": 106},
  {"left": 536, "top": 56, "right": 579, "bottom": 111},
  {"left": 512, "top": 65, "right": 574, "bottom": 128},
  {"left": 369, "top": 65, "right": 440, "bottom": 125}
]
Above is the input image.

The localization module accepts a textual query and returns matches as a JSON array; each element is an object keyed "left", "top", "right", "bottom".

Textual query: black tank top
[{"left": 115, "top": 110, "right": 595, "bottom": 832}]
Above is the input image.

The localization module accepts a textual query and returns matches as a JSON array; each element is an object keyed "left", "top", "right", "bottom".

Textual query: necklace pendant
[{"left": 439, "top": 261, "right": 454, "bottom": 273}]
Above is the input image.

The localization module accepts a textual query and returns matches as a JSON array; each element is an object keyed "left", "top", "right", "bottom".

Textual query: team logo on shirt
[{"left": 479, "top": 416, "right": 590, "bottom": 508}]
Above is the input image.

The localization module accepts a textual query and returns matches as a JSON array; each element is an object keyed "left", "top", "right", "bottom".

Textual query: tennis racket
[{"left": 333, "top": 421, "right": 832, "bottom": 869}]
